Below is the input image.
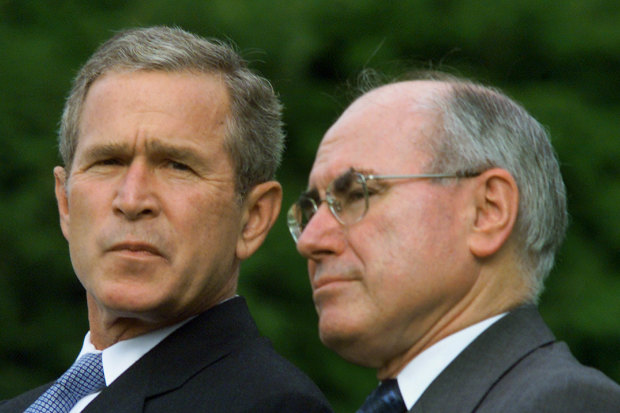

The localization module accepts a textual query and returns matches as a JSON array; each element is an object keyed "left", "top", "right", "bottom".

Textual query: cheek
[
  {"left": 357, "top": 200, "right": 462, "bottom": 290},
  {"left": 173, "top": 192, "right": 241, "bottom": 261},
  {"left": 356, "top": 208, "right": 413, "bottom": 269},
  {"left": 66, "top": 186, "right": 107, "bottom": 242}
]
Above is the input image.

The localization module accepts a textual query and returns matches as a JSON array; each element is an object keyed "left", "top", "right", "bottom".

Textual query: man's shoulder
[
  {"left": 480, "top": 306, "right": 620, "bottom": 410},
  {"left": 472, "top": 305, "right": 620, "bottom": 411},
  {"left": 412, "top": 306, "right": 620, "bottom": 412},
  {"left": 191, "top": 335, "right": 332, "bottom": 410},
  {"left": 120, "top": 298, "right": 333, "bottom": 412},
  {"left": 0, "top": 383, "right": 51, "bottom": 413},
  {"left": 133, "top": 333, "right": 332, "bottom": 412},
  {"left": 479, "top": 340, "right": 620, "bottom": 412}
]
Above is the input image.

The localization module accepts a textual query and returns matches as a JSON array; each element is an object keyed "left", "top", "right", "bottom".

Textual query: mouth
[
  {"left": 108, "top": 242, "right": 165, "bottom": 259},
  {"left": 312, "top": 275, "right": 355, "bottom": 291}
]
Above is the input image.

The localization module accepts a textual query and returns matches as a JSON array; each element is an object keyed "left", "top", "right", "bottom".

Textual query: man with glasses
[{"left": 288, "top": 73, "right": 620, "bottom": 412}]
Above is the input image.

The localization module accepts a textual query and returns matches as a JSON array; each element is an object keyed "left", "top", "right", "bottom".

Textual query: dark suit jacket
[
  {"left": 0, "top": 297, "right": 332, "bottom": 412},
  {"left": 410, "top": 305, "right": 620, "bottom": 412}
]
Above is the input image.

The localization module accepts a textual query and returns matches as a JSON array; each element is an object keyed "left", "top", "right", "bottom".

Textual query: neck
[
  {"left": 376, "top": 267, "right": 528, "bottom": 380},
  {"left": 85, "top": 293, "right": 228, "bottom": 350}
]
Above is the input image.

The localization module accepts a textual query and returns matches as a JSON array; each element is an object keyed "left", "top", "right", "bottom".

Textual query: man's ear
[
  {"left": 54, "top": 166, "right": 70, "bottom": 241},
  {"left": 236, "top": 181, "right": 282, "bottom": 260},
  {"left": 467, "top": 168, "right": 519, "bottom": 258}
]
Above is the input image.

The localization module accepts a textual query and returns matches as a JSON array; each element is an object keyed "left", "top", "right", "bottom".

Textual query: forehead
[
  {"left": 80, "top": 70, "right": 230, "bottom": 134},
  {"left": 310, "top": 82, "right": 443, "bottom": 186},
  {"left": 77, "top": 70, "right": 230, "bottom": 154}
]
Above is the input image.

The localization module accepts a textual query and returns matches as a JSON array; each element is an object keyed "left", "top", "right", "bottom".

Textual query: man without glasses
[
  {"left": 288, "top": 72, "right": 620, "bottom": 412},
  {"left": 0, "top": 26, "right": 332, "bottom": 413}
]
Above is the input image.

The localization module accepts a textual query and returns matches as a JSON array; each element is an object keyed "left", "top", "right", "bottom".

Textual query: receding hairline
[
  {"left": 315, "top": 80, "right": 452, "bottom": 176},
  {"left": 349, "top": 80, "right": 452, "bottom": 111},
  {"left": 323, "top": 80, "right": 452, "bottom": 147}
]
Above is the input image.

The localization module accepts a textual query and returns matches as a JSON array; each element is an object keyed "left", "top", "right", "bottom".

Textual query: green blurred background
[{"left": 1, "top": 1, "right": 619, "bottom": 411}]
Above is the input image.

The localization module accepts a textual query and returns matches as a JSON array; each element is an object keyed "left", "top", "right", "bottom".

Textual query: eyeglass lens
[
  {"left": 328, "top": 170, "right": 368, "bottom": 225},
  {"left": 289, "top": 170, "right": 370, "bottom": 238}
]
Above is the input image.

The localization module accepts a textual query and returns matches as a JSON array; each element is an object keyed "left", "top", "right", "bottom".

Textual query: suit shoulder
[
  {"left": 0, "top": 383, "right": 52, "bottom": 413},
  {"left": 144, "top": 336, "right": 333, "bottom": 412},
  {"left": 480, "top": 341, "right": 620, "bottom": 412},
  {"left": 232, "top": 336, "right": 331, "bottom": 399}
]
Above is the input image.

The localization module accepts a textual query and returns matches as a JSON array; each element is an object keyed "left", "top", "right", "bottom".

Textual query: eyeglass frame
[{"left": 287, "top": 168, "right": 481, "bottom": 243}]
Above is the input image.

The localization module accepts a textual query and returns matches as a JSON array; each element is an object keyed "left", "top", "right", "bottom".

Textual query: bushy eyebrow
[
  {"left": 299, "top": 187, "right": 320, "bottom": 201},
  {"left": 80, "top": 142, "right": 130, "bottom": 163},
  {"left": 146, "top": 140, "right": 205, "bottom": 166},
  {"left": 304, "top": 167, "right": 379, "bottom": 194},
  {"left": 80, "top": 140, "right": 206, "bottom": 167}
]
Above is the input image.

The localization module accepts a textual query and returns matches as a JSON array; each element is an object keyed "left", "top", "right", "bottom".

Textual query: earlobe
[
  {"left": 54, "top": 166, "right": 70, "bottom": 240},
  {"left": 468, "top": 168, "right": 519, "bottom": 258},
  {"left": 236, "top": 181, "right": 282, "bottom": 260}
]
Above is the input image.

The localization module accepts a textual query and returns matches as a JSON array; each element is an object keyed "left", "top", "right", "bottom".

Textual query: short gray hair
[
  {"left": 60, "top": 26, "right": 284, "bottom": 197},
  {"left": 357, "top": 70, "right": 568, "bottom": 301},
  {"left": 427, "top": 76, "right": 567, "bottom": 301}
]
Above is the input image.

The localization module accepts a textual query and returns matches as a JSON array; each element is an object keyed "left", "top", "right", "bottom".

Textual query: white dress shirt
[
  {"left": 397, "top": 313, "right": 506, "bottom": 410},
  {"left": 68, "top": 321, "right": 188, "bottom": 413}
]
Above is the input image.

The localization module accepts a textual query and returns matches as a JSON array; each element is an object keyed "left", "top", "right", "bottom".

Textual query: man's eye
[
  {"left": 346, "top": 189, "right": 366, "bottom": 202},
  {"left": 167, "top": 160, "right": 192, "bottom": 171},
  {"left": 96, "top": 158, "right": 122, "bottom": 167},
  {"left": 365, "top": 187, "right": 381, "bottom": 197}
]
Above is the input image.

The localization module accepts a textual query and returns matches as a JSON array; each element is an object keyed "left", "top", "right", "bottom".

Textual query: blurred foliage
[{"left": 0, "top": 0, "right": 619, "bottom": 411}]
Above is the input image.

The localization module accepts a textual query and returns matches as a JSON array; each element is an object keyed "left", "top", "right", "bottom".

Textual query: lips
[
  {"left": 108, "top": 241, "right": 165, "bottom": 259},
  {"left": 312, "top": 272, "right": 359, "bottom": 291}
]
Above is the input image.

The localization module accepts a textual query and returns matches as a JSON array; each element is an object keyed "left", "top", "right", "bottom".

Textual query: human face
[
  {"left": 296, "top": 82, "right": 479, "bottom": 375},
  {"left": 55, "top": 70, "right": 243, "bottom": 329}
]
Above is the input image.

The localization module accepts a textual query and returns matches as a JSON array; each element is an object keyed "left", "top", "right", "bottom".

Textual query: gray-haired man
[{"left": 288, "top": 72, "right": 620, "bottom": 412}]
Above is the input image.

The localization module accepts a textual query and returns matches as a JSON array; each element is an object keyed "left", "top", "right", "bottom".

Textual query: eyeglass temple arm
[{"left": 366, "top": 171, "right": 481, "bottom": 181}]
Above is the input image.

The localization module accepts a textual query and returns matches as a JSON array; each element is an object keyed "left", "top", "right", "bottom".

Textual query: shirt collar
[
  {"left": 397, "top": 313, "right": 506, "bottom": 409},
  {"left": 75, "top": 296, "right": 239, "bottom": 385},
  {"left": 77, "top": 318, "right": 191, "bottom": 386}
]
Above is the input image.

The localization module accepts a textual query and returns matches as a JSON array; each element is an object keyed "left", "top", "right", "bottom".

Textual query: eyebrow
[
  {"left": 146, "top": 140, "right": 206, "bottom": 167},
  {"left": 80, "top": 140, "right": 206, "bottom": 167},
  {"left": 305, "top": 167, "right": 379, "bottom": 192},
  {"left": 80, "top": 142, "right": 130, "bottom": 163},
  {"left": 299, "top": 187, "right": 320, "bottom": 201}
]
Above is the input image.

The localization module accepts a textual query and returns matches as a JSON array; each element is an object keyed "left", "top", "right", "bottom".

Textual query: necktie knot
[
  {"left": 356, "top": 379, "right": 407, "bottom": 413},
  {"left": 25, "top": 352, "right": 106, "bottom": 413}
]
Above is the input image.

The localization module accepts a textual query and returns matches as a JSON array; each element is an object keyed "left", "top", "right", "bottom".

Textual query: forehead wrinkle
[
  {"left": 313, "top": 80, "right": 446, "bottom": 172},
  {"left": 351, "top": 166, "right": 379, "bottom": 176}
]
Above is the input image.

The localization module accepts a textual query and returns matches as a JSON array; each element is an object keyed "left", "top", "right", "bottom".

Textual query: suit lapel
[
  {"left": 410, "top": 305, "right": 556, "bottom": 413},
  {"left": 83, "top": 297, "right": 259, "bottom": 413}
]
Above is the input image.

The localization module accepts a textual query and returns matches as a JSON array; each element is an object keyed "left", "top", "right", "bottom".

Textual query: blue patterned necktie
[
  {"left": 356, "top": 379, "right": 407, "bottom": 413},
  {"left": 25, "top": 352, "right": 106, "bottom": 413}
]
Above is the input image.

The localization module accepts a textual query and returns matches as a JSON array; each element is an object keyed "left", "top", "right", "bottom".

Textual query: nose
[
  {"left": 112, "top": 161, "right": 160, "bottom": 220},
  {"left": 296, "top": 203, "right": 345, "bottom": 260}
]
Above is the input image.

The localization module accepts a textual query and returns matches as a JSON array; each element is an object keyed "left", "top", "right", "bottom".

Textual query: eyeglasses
[{"left": 287, "top": 168, "right": 481, "bottom": 242}]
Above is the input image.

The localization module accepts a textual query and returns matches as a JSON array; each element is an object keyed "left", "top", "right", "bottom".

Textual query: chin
[
  {"left": 98, "top": 288, "right": 172, "bottom": 319},
  {"left": 319, "top": 319, "right": 362, "bottom": 358},
  {"left": 320, "top": 331, "right": 382, "bottom": 368},
  {"left": 318, "top": 313, "right": 386, "bottom": 368}
]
